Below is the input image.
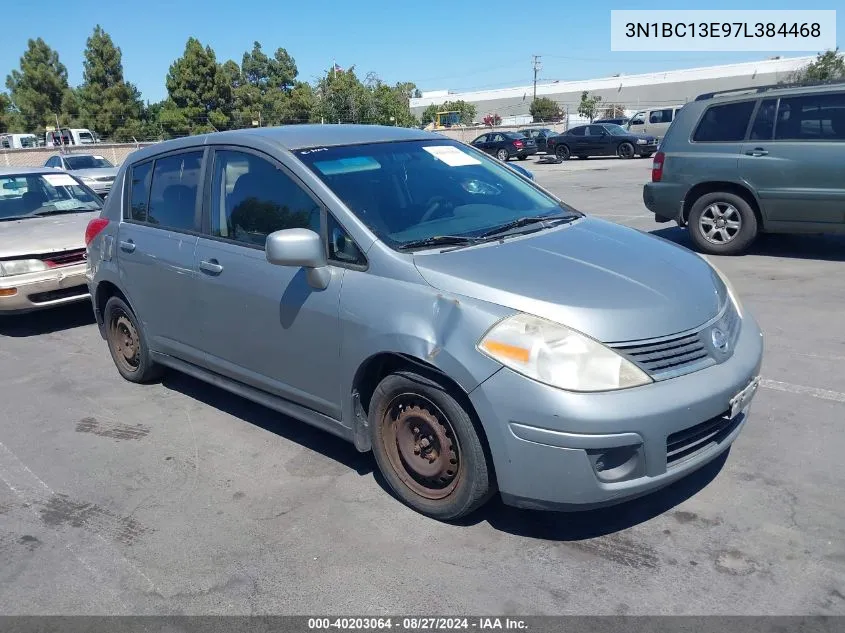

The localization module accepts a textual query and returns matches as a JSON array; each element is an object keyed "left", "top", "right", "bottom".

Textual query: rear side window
[
  {"left": 649, "top": 109, "right": 674, "bottom": 124},
  {"left": 749, "top": 99, "right": 777, "bottom": 140},
  {"left": 567, "top": 127, "right": 585, "bottom": 136},
  {"left": 774, "top": 92, "right": 845, "bottom": 141},
  {"left": 693, "top": 101, "right": 756, "bottom": 142}
]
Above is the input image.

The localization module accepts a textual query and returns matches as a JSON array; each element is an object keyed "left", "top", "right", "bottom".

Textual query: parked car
[
  {"left": 0, "top": 133, "right": 39, "bottom": 149},
  {"left": 547, "top": 123, "right": 658, "bottom": 161},
  {"left": 45, "top": 127, "right": 100, "bottom": 147},
  {"left": 0, "top": 167, "right": 102, "bottom": 313},
  {"left": 85, "top": 125, "right": 763, "bottom": 521},
  {"left": 627, "top": 106, "right": 685, "bottom": 140},
  {"left": 593, "top": 117, "right": 629, "bottom": 126},
  {"left": 644, "top": 82, "right": 845, "bottom": 255},
  {"left": 44, "top": 153, "right": 118, "bottom": 198},
  {"left": 517, "top": 127, "right": 556, "bottom": 152},
  {"left": 470, "top": 131, "right": 537, "bottom": 161}
]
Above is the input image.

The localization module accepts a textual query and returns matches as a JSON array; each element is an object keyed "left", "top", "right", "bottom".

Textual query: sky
[{"left": 2, "top": 0, "right": 842, "bottom": 104}]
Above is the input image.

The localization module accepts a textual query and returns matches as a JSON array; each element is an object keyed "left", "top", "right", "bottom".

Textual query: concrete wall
[{"left": 0, "top": 142, "right": 159, "bottom": 169}]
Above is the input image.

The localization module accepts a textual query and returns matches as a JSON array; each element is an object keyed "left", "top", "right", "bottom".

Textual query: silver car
[
  {"left": 44, "top": 153, "right": 119, "bottom": 198},
  {"left": 1, "top": 167, "right": 102, "bottom": 313},
  {"left": 85, "top": 125, "right": 763, "bottom": 520}
]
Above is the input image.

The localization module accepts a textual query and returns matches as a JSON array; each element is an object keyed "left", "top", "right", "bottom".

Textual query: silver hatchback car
[{"left": 85, "top": 125, "right": 763, "bottom": 520}]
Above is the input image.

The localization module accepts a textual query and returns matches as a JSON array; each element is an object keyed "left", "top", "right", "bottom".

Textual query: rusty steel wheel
[
  {"left": 103, "top": 295, "right": 163, "bottom": 383},
  {"left": 369, "top": 371, "right": 494, "bottom": 520},
  {"left": 382, "top": 395, "right": 462, "bottom": 500},
  {"left": 109, "top": 310, "right": 140, "bottom": 374}
]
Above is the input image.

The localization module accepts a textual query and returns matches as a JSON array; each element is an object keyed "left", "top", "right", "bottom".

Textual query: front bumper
[
  {"left": 0, "top": 264, "right": 90, "bottom": 313},
  {"left": 469, "top": 311, "right": 764, "bottom": 510},
  {"left": 636, "top": 143, "right": 658, "bottom": 155}
]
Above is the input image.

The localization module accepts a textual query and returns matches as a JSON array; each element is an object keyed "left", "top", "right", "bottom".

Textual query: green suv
[{"left": 643, "top": 81, "right": 845, "bottom": 255}]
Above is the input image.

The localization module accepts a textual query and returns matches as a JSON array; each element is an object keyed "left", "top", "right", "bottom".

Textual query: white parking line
[{"left": 760, "top": 379, "right": 845, "bottom": 404}]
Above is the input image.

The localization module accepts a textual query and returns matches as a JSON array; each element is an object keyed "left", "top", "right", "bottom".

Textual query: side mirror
[{"left": 265, "top": 228, "right": 330, "bottom": 290}]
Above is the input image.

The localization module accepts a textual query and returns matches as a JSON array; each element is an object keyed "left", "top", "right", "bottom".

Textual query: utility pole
[{"left": 532, "top": 55, "right": 542, "bottom": 102}]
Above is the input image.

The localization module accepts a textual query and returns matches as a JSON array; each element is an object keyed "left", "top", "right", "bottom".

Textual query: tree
[
  {"left": 5, "top": 38, "right": 69, "bottom": 133},
  {"left": 233, "top": 42, "right": 305, "bottom": 127},
  {"left": 577, "top": 90, "right": 602, "bottom": 122},
  {"left": 598, "top": 103, "right": 626, "bottom": 119},
  {"left": 789, "top": 48, "right": 845, "bottom": 83},
  {"left": 313, "top": 65, "right": 373, "bottom": 124},
  {"left": 0, "top": 93, "right": 12, "bottom": 133},
  {"left": 78, "top": 26, "right": 143, "bottom": 140},
  {"left": 165, "top": 37, "right": 233, "bottom": 134},
  {"left": 420, "top": 100, "right": 476, "bottom": 126},
  {"left": 529, "top": 97, "right": 562, "bottom": 122},
  {"left": 482, "top": 113, "right": 501, "bottom": 126}
]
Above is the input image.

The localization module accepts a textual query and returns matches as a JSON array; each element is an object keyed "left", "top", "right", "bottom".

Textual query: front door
[
  {"left": 470, "top": 134, "right": 490, "bottom": 154},
  {"left": 116, "top": 149, "right": 205, "bottom": 365},
  {"left": 193, "top": 147, "right": 344, "bottom": 419},
  {"left": 740, "top": 92, "right": 845, "bottom": 226}
]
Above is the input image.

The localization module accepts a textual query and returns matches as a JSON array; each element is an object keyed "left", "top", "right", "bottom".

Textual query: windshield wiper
[
  {"left": 478, "top": 213, "right": 579, "bottom": 239},
  {"left": 0, "top": 215, "right": 31, "bottom": 222},
  {"left": 397, "top": 235, "right": 486, "bottom": 251}
]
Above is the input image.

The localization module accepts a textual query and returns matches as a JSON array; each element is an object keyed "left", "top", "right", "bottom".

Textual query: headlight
[
  {"left": 636, "top": 138, "right": 647, "bottom": 144},
  {"left": 699, "top": 255, "right": 743, "bottom": 318},
  {"left": 478, "top": 313, "right": 652, "bottom": 392},
  {"left": 0, "top": 259, "right": 51, "bottom": 277}
]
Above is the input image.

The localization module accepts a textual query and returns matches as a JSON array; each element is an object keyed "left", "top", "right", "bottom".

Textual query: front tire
[
  {"left": 496, "top": 148, "right": 510, "bottom": 161},
  {"left": 104, "top": 296, "right": 163, "bottom": 383},
  {"left": 688, "top": 192, "right": 759, "bottom": 255},
  {"left": 617, "top": 142, "right": 635, "bottom": 159},
  {"left": 370, "top": 372, "right": 494, "bottom": 521}
]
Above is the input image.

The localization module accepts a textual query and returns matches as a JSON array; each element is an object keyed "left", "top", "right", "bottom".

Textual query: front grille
[
  {"left": 611, "top": 331, "right": 712, "bottom": 377},
  {"left": 41, "top": 249, "right": 86, "bottom": 267},
  {"left": 666, "top": 411, "right": 742, "bottom": 468},
  {"left": 27, "top": 284, "right": 89, "bottom": 304}
]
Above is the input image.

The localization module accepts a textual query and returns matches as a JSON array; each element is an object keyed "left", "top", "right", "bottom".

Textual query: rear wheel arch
[
  {"left": 683, "top": 182, "right": 763, "bottom": 228},
  {"left": 94, "top": 281, "right": 131, "bottom": 328}
]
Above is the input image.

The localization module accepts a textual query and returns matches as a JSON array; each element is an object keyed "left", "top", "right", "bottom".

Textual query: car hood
[
  {"left": 0, "top": 211, "right": 99, "bottom": 258},
  {"left": 70, "top": 167, "right": 118, "bottom": 179},
  {"left": 412, "top": 217, "right": 725, "bottom": 343}
]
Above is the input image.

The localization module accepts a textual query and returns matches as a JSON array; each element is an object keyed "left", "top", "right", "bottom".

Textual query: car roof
[
  {"left": 0, "top": 166, "right": 66, "bottom": 177},
  {"left": 128, "top": 124, "right": 442, "bottom": 163}
]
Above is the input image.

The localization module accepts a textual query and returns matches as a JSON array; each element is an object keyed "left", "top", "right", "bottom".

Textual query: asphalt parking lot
[{"left": 1, "top": 155, "right": 843, "bottom": 615}]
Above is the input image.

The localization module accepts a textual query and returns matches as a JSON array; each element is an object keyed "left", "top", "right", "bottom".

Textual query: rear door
[
  {"left": 740, "top": 91, "right": 845, "bottom": 226},
  {"left": 117, "top": 149, "right": 205, "bottom": 364},
  {"left": 193, "top": 146, "right": 344, "bottom": 418}
]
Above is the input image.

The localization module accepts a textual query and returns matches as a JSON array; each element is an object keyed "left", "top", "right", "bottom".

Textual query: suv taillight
[
  {"left": 85, "top": 218, "right": 109, "bottom": 246},
  {"left": 651, "top": 151, "right": 665, "bottom": 182}
]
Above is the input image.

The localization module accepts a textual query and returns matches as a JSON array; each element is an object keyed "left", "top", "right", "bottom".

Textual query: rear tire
[
  {"left": 554, "top": 144, "right": 570, "bottom": 161},
  {"left": 517, "top": 155, "right": 527, "bottom": 161},
  {"left": 496, "top": 148, "right": 510, "bottom": 161},
  {"left": 688, "top": 192, "right": 759, "bottom": 255},
  {"left": 103, "top": 296, "right": 163, "bottom": 383},
  {"left": 369, "top": 371, "right": 495, "bottom": 521}
]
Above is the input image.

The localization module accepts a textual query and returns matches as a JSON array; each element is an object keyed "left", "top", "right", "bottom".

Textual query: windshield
[
  {"left": 603, "top": 124, "right": 629, "bottom": 135},
  {"left": 64, "top": 155, "right": 113, "bottom": 169},
  {"left": 0, "top": 173, "right": 102, "bottom": 220},
  {"left": 295, "top": 140, "right": 579, "bottom": 249}
]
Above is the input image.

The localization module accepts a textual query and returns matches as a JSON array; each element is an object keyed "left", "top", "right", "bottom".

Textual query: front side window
[
  {"left": 650, "top": 109, "right": 673, "bottom": 124},
  {"left": 693, "top": 100, "right": 756, "bottom": 142},
  {"left": 295, "top": 140, "right": 579, "bottom": 250},
  {"left": 471, "top": 135, "right": 487, "bottom": 144},
  {"left": 209, "top": 150, "right": 321, "bottom": 248},
  {"left": 629, "top": 114, "right": 645, "bottom": 126},
  {"left": 64, "top": 155, "right": 114, "bottom": 170},
  {"left": 0, "top": 173, "right": 101, "bottom": 221},
  {"left": 137, "top": 151, "right": 203, "bottom": 231},
  {"left": 774, "top": 92, "right": 845, "bottom": 141},
  {"left": 78, "top": 132, "right": 95, "bottom": 144}
]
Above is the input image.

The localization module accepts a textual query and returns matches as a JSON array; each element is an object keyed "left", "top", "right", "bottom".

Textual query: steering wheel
[{"left": 419, "top": 196, "right": 453, "bottom": 224}]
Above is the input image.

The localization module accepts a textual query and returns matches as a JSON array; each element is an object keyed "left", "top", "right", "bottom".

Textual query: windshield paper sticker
[
  {"left": 423, "top": 145, "right": 481, "bottom": 166},
  {"left": 93, "top": 155, "right": 105, "bottom": 160},
  {"left": 43, "top": 174, "right": 78, "bottom": 187}
]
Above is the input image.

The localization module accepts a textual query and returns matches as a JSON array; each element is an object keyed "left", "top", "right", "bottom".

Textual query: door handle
[
  {"left": 199, "top": 259, "right": 223, "bottom": 275},
  {"left": 119, "top": 240, "right": 135, "bottom": 253},
  {"left": 745, "top": 148, "right": 768, "bottom": 156}
]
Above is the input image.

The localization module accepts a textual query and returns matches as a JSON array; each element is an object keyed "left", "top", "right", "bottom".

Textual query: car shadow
[
  {"left": 458, "top": 450, "right": 729, "bottom": 540},
  {"left": 159, "top": 371, "right": 374, "bottom": 477},
  {"left": 651, "top": 226, "right": 845, "bottom": 262},
  {"left": 0, "top": 302, "right": 96, "bottom": 338}
]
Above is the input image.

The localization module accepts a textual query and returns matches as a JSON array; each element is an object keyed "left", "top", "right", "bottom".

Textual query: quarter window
[
  {"left": 328, "top": 214, "right": 365, "bottom": 265},
  {"left": 209, "top": 150, "right": 321, "bottom": 248},
  {"left": 774, "top": 92, "right": 845, "bottom": 141},
  {"left": 693, "top": 101, "right": 756, "bottom": 142},
  {"left": 128, "top": 161, "right": 152, "bottom": 222}
]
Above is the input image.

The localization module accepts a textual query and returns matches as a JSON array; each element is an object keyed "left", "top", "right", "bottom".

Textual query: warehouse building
[{"left": 409, "top": 56, "right": 814, "bottom": 124}]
